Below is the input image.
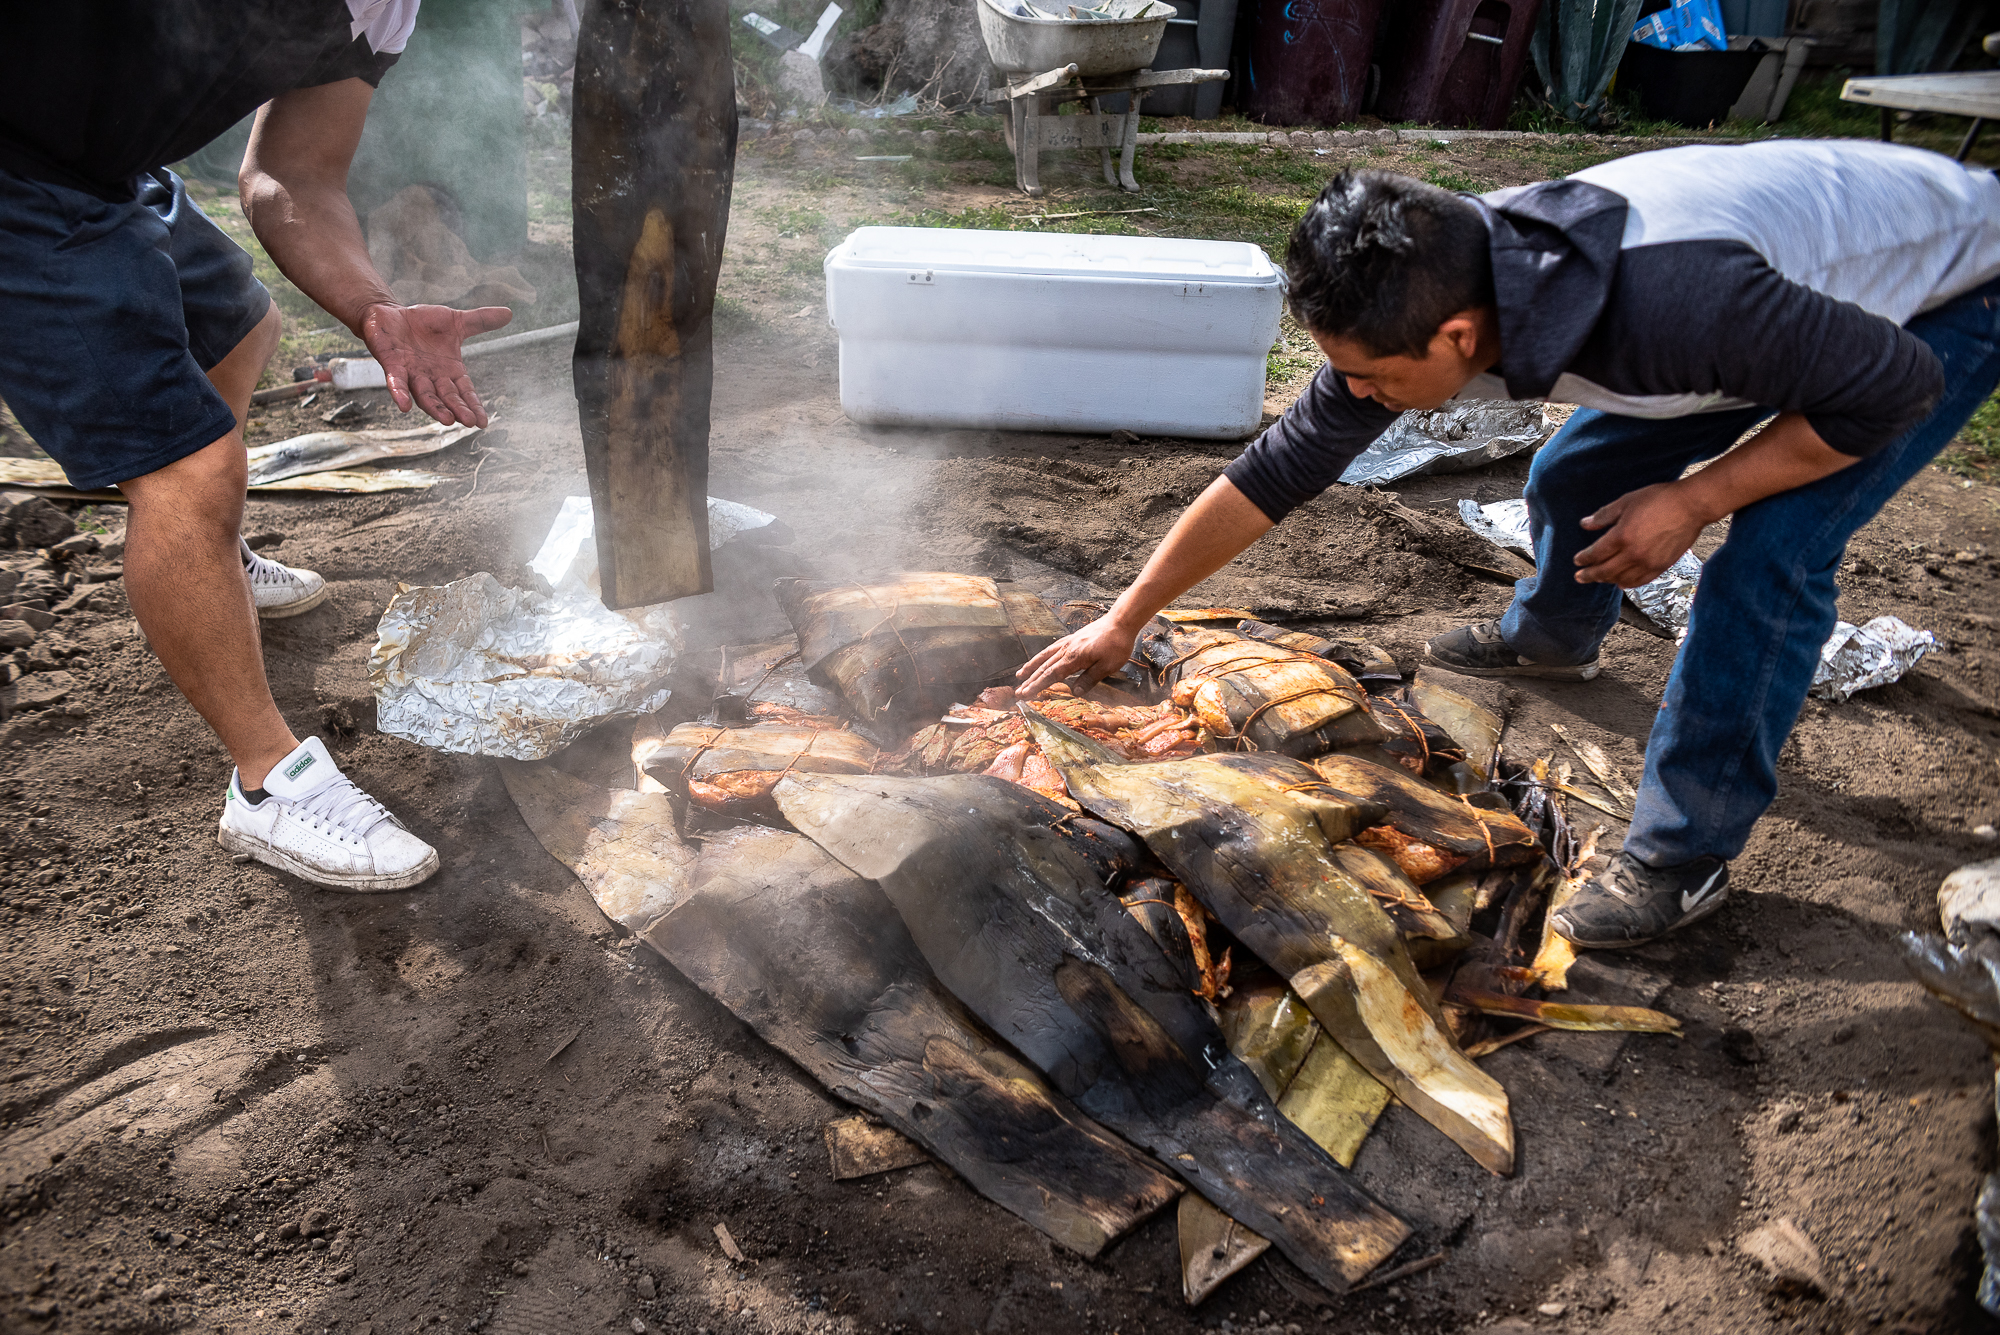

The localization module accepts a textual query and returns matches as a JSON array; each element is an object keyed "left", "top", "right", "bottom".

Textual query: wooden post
[{"left": 572, "top": 0, "right": 737, "bottom": 608}]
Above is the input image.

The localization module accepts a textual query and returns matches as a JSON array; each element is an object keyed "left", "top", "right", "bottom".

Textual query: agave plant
[{"left": 1529, "top": 0, "right": 1647, "bottom": 125}]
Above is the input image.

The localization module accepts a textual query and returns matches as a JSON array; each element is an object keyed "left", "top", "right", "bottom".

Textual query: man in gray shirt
[{"left": 1021, "top": 141, "right": 2000, "bottom": 948}]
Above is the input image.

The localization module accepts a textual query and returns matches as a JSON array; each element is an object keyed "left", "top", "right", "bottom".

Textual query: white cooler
[{"left": 823, "top": 227, "right": 1285, "bottom": 440}]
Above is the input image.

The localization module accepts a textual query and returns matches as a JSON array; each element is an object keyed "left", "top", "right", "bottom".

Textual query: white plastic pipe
[{"left": 327, "top": 320, "right": 580, "bottom": 389}]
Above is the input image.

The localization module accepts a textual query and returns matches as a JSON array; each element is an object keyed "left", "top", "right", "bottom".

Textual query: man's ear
[{"left": 1433, "top": 308, "right": 1488, "bottom": 361}]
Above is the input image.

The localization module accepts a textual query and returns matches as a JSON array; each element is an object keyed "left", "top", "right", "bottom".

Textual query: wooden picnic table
[{"left": 1841, "top": 69, "right": 2000, "bottom": 161}]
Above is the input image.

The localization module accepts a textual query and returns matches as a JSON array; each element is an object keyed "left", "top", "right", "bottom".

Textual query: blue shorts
[{"left": 0, "top": 166, "right": 272, "bottom": 490}]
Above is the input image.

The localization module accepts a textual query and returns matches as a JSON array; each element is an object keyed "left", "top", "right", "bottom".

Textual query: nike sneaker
[
  {"left": 217, "top": 736, "right": 439, "bottom": 892},
  {"left": 1425, "top": 620, "right": 1600, "bottom": 681},
  {"left": 1551, "top": 850, "right": 1730, "bottom": 948}
]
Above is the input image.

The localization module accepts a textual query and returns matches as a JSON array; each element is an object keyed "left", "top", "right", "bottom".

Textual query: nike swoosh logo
[{"left": 1681, "top": 869, "right": 1725, "bottom": 914}]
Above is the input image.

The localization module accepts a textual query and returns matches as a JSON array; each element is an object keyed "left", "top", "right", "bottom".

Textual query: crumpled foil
[
  {"left": 1810, "top": 615, "right": 1938, "bottom": 703},
  {"left": 1340, "top": 403, "right": 1554, "bottom": 487},
  {"left": 370, "top": 495, "right": 779, "bottom": 760},
  {"left": 371, "top": 574, "right": 680, "bottom": 760},
  {"left": 1456, "top": 500, "right": 1939, "bottom": 695},
  {"left": 1456, "top": 498, "right": 1701, "bottom": 636}
]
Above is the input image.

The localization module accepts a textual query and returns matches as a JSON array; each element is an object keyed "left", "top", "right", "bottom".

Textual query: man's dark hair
[{"left": 1285, "top": 170, "right": 1494, "bottom": 358}]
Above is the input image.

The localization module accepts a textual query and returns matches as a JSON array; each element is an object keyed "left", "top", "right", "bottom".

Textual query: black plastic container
[{"left": 1615, "top": 40, "right": 1764, "bottom": 127}]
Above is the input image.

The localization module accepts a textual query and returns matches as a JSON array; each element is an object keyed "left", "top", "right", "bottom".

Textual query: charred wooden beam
[{"left": 572, "top": 0, "right": 736, "bottom": 608}]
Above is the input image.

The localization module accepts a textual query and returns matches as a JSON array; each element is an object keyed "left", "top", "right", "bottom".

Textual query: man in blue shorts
[
  {"left": 2, "top": 1, "right": 512, "bottom": 891},
  {"left": 1020, "top": 143, "right": 2000, "bottom": 949}
]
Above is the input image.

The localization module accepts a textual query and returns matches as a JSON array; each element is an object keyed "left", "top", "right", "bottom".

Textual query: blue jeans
[{"left": 1497, "top": 275, "right": 2000, "bottom": 866}]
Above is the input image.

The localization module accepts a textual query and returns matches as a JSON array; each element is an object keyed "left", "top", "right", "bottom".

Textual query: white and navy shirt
[
  {"left": 1, "top": 0, "right": 421, "bottom": 202},
  {"left": 1225, "top": 141, "right": 2000, "bottom": 523}
]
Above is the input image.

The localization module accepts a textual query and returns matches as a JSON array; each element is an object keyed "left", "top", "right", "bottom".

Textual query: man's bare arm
[
  {"left": 240, "top": 79, "right": 510, "bottom": 426},
  {"left": 1016, "top": 476, "right": 1274, "bottom": 696},
  {"left": 1574, "top": 411, "right": 1859, "bottom": 588}
]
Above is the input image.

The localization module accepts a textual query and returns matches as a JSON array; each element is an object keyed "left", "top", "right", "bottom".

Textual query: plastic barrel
[{"left": 1241, "top": 0, "right": 1385, "bottom": 127}]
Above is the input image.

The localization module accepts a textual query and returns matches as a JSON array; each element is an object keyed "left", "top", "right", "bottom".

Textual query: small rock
[
  {"left": 52, "top": 584, "right": 102, "bottom": 616},
  {"left": 0, "top": 620, "right": 36, "bottom": 651},
  {"left": 630, "top": 1320, "right": 648, "bottom": 1334},
  {"left": 141, "top": 1282, "right": 171, "bottom": 1303},
  {"left": 22, "top": 1298, "right": 57, "bottom": 1319},
  {"left": 1, "top": 605, "right": 54, "bottom": 631},
  {"left": 636, "top": 1274, "right": 657, "bottom": 1299},
  {"left": 1741, "top": 1216, "right": 1829, "bottom": 1297},
  {"left": 1, "top": 493, "right": 76, "bottom": 549},
  {"left": 168, "top": 1232, "right": 188, "bottom": 1247},
  {"left": 1773, "top": 1103, "right": 1803, "bottom": 1134},
  {"left": 1976, "top": 825, "right": 1998, "bottom": 841},
  {"left": 303, "top": 1207, "right": 332, "bottom": 1235},
  {"left": 1537, "top": 1302, "right": 1567, "bottom": 1316},
  {"left": 276, "top": 1221, "right": 301, "bottom": 1241},
  {"left": 13, "top": 671, "right": 73, "bottom": 709},
  {"left": 512, "top": 1260, "right": 530, "bottom": 1276},
  {"left": 48, "top": 534, "right": 98, "bottom": 558}
]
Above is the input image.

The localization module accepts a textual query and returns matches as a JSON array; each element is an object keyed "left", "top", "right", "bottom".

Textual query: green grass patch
[{"left": 1941, "top": 389, "right": 2000, "bottom": 484}]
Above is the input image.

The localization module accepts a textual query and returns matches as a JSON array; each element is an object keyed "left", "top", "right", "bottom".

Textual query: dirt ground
[{"left": 4, "top": 138, "right": 2000, "bottom": 1335}]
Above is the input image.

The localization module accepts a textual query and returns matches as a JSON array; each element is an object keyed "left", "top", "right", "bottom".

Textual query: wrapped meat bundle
[
  {"left": 1135, "top": 624, "right": 1385, "bottom": 758},
  {"left": 636, "top": 722, "right": 879, "bottom": 818},
  {"left": 1234, "top": 619, "right": 1401, "bottom": 687},
  {"left": 1306, "top": 753, "right": 1541, "bottom": 883},
  {"left": 1361, "top": 694, "right": 1480, "bottom": 791},
  {"left": 775, "top": 574, "right": 1064, "bottom": 738},
  {"left": 877, "top": 684, "right": 1202, "bottom": 805}
]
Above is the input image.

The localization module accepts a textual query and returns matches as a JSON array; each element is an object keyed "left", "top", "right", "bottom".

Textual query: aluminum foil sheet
[
  {"left": 1457, "top": 498, "right": 1703, "bottom": 637},
  {"left": 1340, "top": 403, "right": 1553, "bottom": 487},
  {"left": 1810, "top": 615, "right": 1938, "bottom": 703},
  {"left": 371, "top": 496, "right": 779, "bottom": 760},
  {"left": 370, "top": 573, "right": 680, "bottom": 760},
  {"left": 1464, "top": 499, "right": 1696, "bottom": 635},
  {"left": 1626, "top": 551, "right": 1703, "bottom": 639}
]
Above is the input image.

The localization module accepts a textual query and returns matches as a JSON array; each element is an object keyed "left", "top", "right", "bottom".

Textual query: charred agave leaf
[
  {"left": 645, "top": 823, "right": 1183, "bottom": 1257},
  {"left": 1181, "top": 976, "right": 1397, "bottom": 1303},
  {"left": 774, "top": 575, "right": 1063, "bottom": 737},
  {"left": 773, "top": 772, "right": 1410, "bottom": 1292},
  {"left": 635, "top": 722, "right": 878, "bottom": 819},
  {"left": 1028, "top": 713, "right": 1516, "bottom": 1175},
  {"left": 1235, "top": 619, "right": 1401, "bottom": 686},
  {"left": 1134, "top": 624, "right": 1386, "bottom": 758},
  {"left": 1409, "top": 673, "right": 1504, "bottom": 777},
  {"left": 1364, "top": 694, "right": 1471, "bottom": 783},
  {"left": 1309, "top": 754, "right": 1542, "bottom": 877}
]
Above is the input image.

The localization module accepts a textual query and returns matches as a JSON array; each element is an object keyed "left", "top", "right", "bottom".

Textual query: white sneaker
[
  {"left": 242, "top": 539, "right": 330, "bottom": 619},
  {"left": 217, "top": 736, "right": 439, "bottom": 891}
]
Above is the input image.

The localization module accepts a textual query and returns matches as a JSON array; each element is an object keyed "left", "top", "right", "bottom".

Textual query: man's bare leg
[{"left": 118, "top": 303, "right": 299, "bottom": 789}]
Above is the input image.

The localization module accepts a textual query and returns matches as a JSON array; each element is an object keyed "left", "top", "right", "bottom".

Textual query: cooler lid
[{"left": 827, "top": 226, "right": 1280, "bottom": 284}]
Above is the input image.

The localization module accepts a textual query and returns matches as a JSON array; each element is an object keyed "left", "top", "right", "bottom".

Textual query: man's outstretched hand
[
  {"left": 1016, "top": 614, "right": 1143, "bottom": 699},
  {"left": 1573, "top": 482, "right": 1707, "bottom": 588},
  {"left": 358, "top": 303, "right": 513, "bottom": 427}
]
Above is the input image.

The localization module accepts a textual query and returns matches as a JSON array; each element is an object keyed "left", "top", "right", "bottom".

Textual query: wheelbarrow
[{"left": 974, "top": 0, "right": 1227, "bottom": 196}]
